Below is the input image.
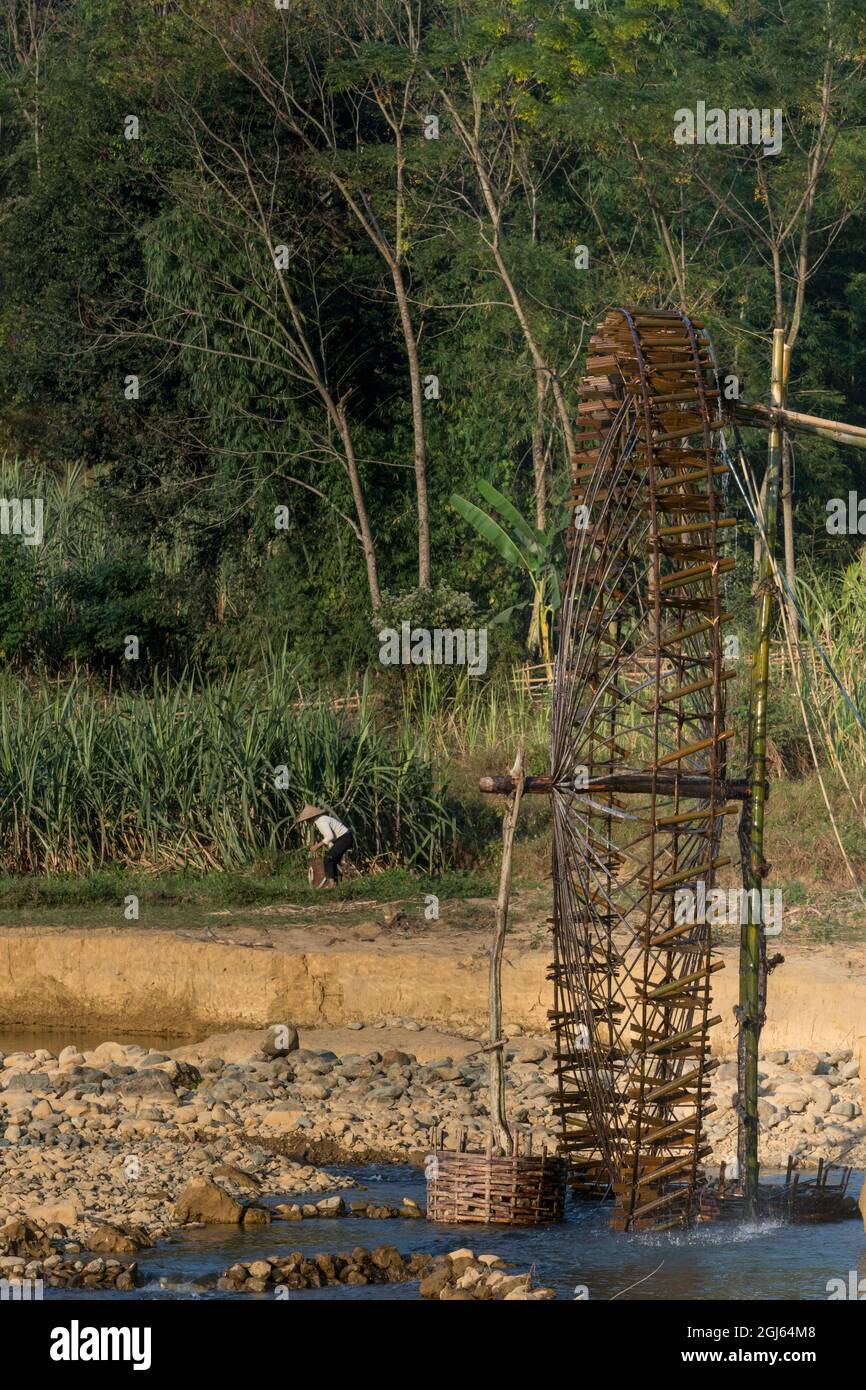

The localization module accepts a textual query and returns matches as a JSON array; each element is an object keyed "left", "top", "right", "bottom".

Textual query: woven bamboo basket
[{"left": 425, "top": 1130, "right": 567, "bottom": 1226}]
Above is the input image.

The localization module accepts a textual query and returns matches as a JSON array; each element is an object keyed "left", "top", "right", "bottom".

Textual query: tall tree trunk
[
  {"left": 335, "top": 406, "right": 382, "bottom": 611},
  {"left": 390, "top": 263, "right": 431, "bottom": 586}
]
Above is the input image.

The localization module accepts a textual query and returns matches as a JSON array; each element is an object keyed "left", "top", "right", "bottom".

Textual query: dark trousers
[{"left": 323, "top": 831, "right": 353, "bottom": 883}]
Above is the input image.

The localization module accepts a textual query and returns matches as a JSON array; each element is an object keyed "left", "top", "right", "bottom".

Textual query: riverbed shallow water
[{"left": 41, "top": 1165, "right": 865, "bottom": 1302}]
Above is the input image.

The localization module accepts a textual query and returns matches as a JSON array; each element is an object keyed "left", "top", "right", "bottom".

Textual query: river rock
[
  {"left": 789, "top": 1050, "right": 822, "bottom": 1076},
  {"left": 28, "top": 1200, "right": 79, "bottom": 1228},
  {"left": 241, "top": 1205, "right": 271, "bottom": 1226},
  {"left": 172, "top": 1177, "right": 246, "bottom": 1224},
  {"left": 262, "top": 1024, "right": 300, "bottom": 1058},
  {"left": 757, "top": 1099, "right": 781, "bottom": 1127},
  {"left": 88, "top": 1223, "right": 150, "bottom": 1253},
  {"left": 261, "top": 1105, "right": 305, "bottom": 1133},
  {"left": 115, "top": 1070, "right": 177, "bottom": 1098}
]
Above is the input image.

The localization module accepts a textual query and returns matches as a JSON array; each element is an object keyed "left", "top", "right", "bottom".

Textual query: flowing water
[{"left": 42, "top": 1165, "right": 866, "bottom": 1302}]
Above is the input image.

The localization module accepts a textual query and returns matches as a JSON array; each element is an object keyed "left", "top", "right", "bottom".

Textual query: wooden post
[
  {"left": 739, "top": 328, "right": 786, "bottom": 1217},
  {"left": 488, "top": 745, "right": 524, "bottom": 1156}
]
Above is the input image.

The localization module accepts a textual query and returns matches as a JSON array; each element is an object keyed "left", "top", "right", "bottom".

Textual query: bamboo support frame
[
  {"left": 734, "top": 400, "right": 866, "bottom": 452},
  {"left": 488, "top": 747, "right": 524, "bottom": 1156},
  {"left": 738, "top": 329, "right": 786, "bottom": 1217}
]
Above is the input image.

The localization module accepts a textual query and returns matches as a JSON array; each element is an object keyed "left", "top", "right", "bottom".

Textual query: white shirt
[{"left": 315, "top": 814, "right": 349, "bottom": 845}]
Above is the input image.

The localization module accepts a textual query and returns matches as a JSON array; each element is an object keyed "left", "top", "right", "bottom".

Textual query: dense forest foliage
[{"left": 1, "top": 0, "right": 865, "bottom": 680}]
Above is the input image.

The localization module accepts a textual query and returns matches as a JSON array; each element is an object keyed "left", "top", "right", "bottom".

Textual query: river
[{"left": 40, "top": 1165, "right": 865, "bottom": 1301}]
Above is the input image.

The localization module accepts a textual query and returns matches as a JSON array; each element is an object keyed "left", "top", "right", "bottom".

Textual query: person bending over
[{"left": 295, "top": 804, "right": 354, "bottom": 888}]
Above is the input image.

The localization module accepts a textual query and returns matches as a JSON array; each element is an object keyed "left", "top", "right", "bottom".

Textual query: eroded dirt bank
[{"left": 0, "top": 923, "right": 864, "bottom": 1057}]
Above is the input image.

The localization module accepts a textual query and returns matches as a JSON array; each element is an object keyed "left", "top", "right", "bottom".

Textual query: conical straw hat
[{"left": 295, "top": 803, "right": 325, "bottom": 825}]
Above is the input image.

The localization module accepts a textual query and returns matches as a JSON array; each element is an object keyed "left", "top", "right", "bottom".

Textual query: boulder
[
  {"left": 789, "top": 1051, "right": 821, "bottom": 1076},
  {"left": 28, "top": 1201, "right": 79, "bottom": 1229},
  {"left": 261, "top": 1105, "right": 305, "bottom": 1133},
  {"left": 115, "top": 1070, "right": 177, "bottom": 1098},
  {"left": 172, "top": 1178, "right": 245, "bottom": 1225},
  {"left": 211, "top": 1164, "right": 260, "bottom": 1192},
  {"left": 262, "top": 1024, "right": 299, "bottom": 1059},
  {"left": 88, "top": 1224, "right": 150, "bottom": 1254},
  {"left": 241, "top": 1205, "right": 271, "bottom": 1226},
  {"left": 0, "top": 1220, "right": 53, "bottom": 1257},
  {"left": 419, "top": 1263, "right": 451, "bottom": 1299}
]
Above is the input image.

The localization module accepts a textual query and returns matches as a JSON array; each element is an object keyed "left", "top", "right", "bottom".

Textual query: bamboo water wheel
[
  {"left": 478, "top": 305, "right": 866, "bottom": 1233},
  {"left": 550, "top": 307, "right": 738, "bottom": 1232}
]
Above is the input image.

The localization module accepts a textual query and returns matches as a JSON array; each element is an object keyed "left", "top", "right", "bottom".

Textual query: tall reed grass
[
  {"left": 393, "top": 666, "right": 550, "bottom": 766},
  {"left": 0, "top": 657, "right": 454, "bottom": 874},
  {"left": 783, "top": 557, "right": 866, "bottom": 771}
]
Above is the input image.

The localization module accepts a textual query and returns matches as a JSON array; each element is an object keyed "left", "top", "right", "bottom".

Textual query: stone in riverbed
[
  {"left": 789, "top": 1051, "right": 822, "bottom": 1076},
  {"left": 419, "top": 1263, "right": 451, "bottom": 1298},
  {"left": 172, "top": 1178, "right": 246, "bottom": 1225},
  {"left": 115, "top": 1070, "right": 177, "bottom": 1098},
  {"left": 261, "top": 1105, "right": 305, "bottom": 1133},
  {"left": 27, "top": 1200, "right": 79, "bottom": 1228},
  {"left": 241, "top": 1205, "right": 271, "bottom": 1226},
  {"left": 211, "top": 1163, "right": 260, "bottom": 1191},
  {"left": 88, "top": 1224, "right": 150, "bottom": 1254},
  {"left": 262, "top": 1024, "right": 299, "bottom": 1059}
]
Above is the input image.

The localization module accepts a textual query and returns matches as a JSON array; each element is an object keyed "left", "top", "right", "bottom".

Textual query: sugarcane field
[{"left": 1, "top": 0, "right": 866, "bottom": 1366}]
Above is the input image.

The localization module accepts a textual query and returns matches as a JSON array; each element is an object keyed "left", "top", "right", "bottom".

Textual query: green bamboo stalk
[
  {"left": 739, "top": 329, "right": 786, "bottom": 1216},
  {"left": 734, "top": 401, "right": 866, "bottom": 453}
]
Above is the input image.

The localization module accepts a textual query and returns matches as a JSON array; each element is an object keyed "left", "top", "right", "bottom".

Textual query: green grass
[{"left": 0, "top": 863, "right": 494, "bottom": 913}]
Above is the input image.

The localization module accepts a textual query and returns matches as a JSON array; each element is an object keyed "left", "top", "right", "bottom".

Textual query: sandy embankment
[{"left": 0, "top": 924, "right": 863, "bottom": 1057}]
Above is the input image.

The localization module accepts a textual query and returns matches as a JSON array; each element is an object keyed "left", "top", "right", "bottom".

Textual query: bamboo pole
[
  {"left": 739, "top": 328, "right": 786, "bottom": 1216},
  {"left": 488, "top": 745, "right": 524, "bottom": 1157},
  {"left": 479, "top": 772, "right": 758, "bottom": 799},
  {"left": 734, "top": 400, "right": 866, "bottom": 453}
]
